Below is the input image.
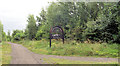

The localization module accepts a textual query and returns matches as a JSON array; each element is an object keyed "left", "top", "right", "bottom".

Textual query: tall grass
[
  {"left": 43, "top": 57, "right": 118, "bottom": 64},
  {"left": 0, "top": 42, "right": 2, "bottom": 65},
  {"left": 2, "top": 42, "right": 12, "bottom": 64},
  {"left": 15, "top": 39, "right": 119, "bottom": 58}
]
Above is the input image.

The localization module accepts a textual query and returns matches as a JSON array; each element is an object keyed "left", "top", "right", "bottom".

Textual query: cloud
[{"left": 0, "top": 0, "right": 54, "bottom": 34}]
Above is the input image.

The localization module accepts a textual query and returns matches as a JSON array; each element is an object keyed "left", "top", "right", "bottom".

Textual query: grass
[
  {"left": 14, "top": 39, "right": 120, "bottom": 58},
  {"left": 0, "top": 42, "right": 2, "bottom": 65},
  {"left": 43, "top": 57, "right": 118, "bottom": 64},
  {"left": 1, "top": 42, "right": 12, "bottom": 64}
]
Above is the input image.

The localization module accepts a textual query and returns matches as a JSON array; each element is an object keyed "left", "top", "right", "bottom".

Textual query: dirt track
[{"left": 8, "top": 42, "right": 118, "bottom": 64}]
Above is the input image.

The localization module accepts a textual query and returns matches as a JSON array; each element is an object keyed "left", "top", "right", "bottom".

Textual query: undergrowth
[
  {"left": 14, "top": 39, "right": 119, "bottom": 58},
  {"left": 2, "top": 42, "right": 12, "bottom": 64}
]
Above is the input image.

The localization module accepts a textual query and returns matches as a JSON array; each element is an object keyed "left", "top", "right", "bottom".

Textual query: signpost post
[{"left": 49, "top": 26, "right": 64, "bottom": 48}]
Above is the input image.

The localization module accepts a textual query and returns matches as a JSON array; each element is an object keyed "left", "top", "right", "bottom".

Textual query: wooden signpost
[{"left": 49, "top": 26, "right": 64, "bottom": 48}]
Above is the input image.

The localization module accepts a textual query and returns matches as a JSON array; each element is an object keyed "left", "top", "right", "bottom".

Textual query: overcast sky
[
  {"left": 0, "top": 0, "right": 57, "bottom": 34},
  {"left": 0, "top": 0, "right": 119, "bottom": 34}
]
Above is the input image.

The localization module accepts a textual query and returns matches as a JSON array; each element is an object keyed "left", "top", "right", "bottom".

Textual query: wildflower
[
  {"left": 52, "top": 42, "right": 55, "bottom": 45},
  {"left": 76, "top": 43, "right": 79, "bottom": 45}
]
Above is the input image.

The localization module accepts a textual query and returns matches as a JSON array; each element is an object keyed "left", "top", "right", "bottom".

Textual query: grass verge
[
  {"left": 14, "top": 39, "right": 119, "bottom": 58},
  {"left": 0, "top": 42, "right": 2, "bottom": 65},
  {"left": 43, "top": 57, "right": 118, "bottom": 64},
  {"left": 2, "top": 42, "right": 12, "bottom": 64}
]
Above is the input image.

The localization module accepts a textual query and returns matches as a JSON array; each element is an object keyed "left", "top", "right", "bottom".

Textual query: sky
[
  {"left": 0, "top": 0, "right": 56, "bottom": 34},
  {"left": 0, "top": 0, "right": 119, "bottom": 35}
]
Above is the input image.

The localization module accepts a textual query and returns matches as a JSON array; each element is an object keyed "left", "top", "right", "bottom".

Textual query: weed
[
  {"left": 14, "top": 40, "right": 119, "bottom": 58},
  {"left": 2, "top": 42, "right": 12, "bottom": 64}
]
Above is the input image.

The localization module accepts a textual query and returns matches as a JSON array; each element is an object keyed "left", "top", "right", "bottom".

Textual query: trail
[{"left": 8, "top": 42, "right": 118, "bottom": 64}]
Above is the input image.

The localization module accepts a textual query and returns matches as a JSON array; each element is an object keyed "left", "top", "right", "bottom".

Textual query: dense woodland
[{"left": 1, "top": 2, "right": 120, "bottom": 44}]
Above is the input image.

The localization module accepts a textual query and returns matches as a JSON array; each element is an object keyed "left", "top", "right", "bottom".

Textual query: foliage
[
  {"left": 6, "top": 31, "right": 12, "bottom": 41},
  {"left": 35, "top": 24, "right": 49, "bottom": 40},
  {"left": 0, "top": 21, "right": 7, "bottom": 41},
  {"left": 87, "top": 2, "right": 118, "bottom": 43},
  {"left": 36, "top": 9, "right": 49, "bottom": 40},
  {"left": 12, "top": 30, "right": 26, "bottom": 41},
  {"left": 27, "top": 14, "right": 37, "bottom": 40},
  {"left": 36, "top": 8, "right": 47, "bottom": 27},
  {"left": 2, "top": 32, "right": 7, "bottom": 41},
  {"left": 33, "top": 2, "right": 120, "bottom": 44},
  {"left": 0, "top": 21, "right": 3, "bottom": 41},
  {"left": 11, "top": 2, "right": 120, "bottom": 44}
]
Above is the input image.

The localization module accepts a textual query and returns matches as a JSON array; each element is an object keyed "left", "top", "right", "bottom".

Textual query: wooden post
[
  {"left": 63, "top": 38, "right": 64, "bottom": 44},
  {"left": 50, "top": 38, "right": 51, "bottom": 48},
  {"left": 50, "top": 34, "right": 51, "bottom": 48}
]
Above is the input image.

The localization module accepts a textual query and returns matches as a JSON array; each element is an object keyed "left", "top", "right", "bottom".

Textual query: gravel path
[{"left": 8, "top": 42, "right": 118, "bottom": 64}]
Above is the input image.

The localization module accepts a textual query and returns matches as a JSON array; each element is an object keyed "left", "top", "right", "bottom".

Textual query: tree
[
  {"left": 46, "top": 2, "right": 77, "bottom": 39},
  {"left": 24, "top": 2, "right": 120, "bottom": 44},
  {"left": 2, "top": 32, "right": 6, "bottom": 41},
  {"left": 12, "top": 30, "right": 26, "bottom": 41},
  {"left": 0, "top": 21, "right": 3, "bottom": 42},
  {"left": 85, "top": 2, "right": 120, "bottom": 43},
  {"left": 7, "top": 30, "right": 11, "bottom": 41},
  {"left": 36, "top": 8, "right": 47, "bottom": 28},
  {"left": 12, "top": 30, "right": 23, "bottom": 38},
  {"left": 27, "top": 14, "right": 37, "bottom": 40},
  {"left": 0, "top": 21, "right": 7, "bottom": 41},
  {"left": 35, "top": 8, "right": 48, "bottom": 40}
]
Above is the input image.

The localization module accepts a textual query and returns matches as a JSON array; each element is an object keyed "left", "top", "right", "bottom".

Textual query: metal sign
[{"left": 49, "top": 26, "right": 64, "bottom": 48}]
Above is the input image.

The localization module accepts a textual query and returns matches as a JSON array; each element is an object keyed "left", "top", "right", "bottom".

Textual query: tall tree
[
  {"left": 31, "top": 2, "right": 120, "bottom": 43},
  {"left": 7, "top": 30, "right": 11, "bottom": 41},
  {"left": 27, "top": 14, "right": 37, "bottom": 40},
  {"left": 0, "top": 21, "right": 3, "bottom": 41},
  {"left": 85, "top": 2, "right": 119, "bottom": 43},
  {"left": 36, "top": 8, "right": 47, "bottom": 27}
]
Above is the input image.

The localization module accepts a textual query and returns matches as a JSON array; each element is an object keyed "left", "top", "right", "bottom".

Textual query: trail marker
[{"left": 49, "top": 26, "right": 64, "bottom": 48}]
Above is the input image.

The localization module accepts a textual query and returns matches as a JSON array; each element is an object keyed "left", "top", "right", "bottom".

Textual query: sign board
[{"left": 49, "top": 26, "right": 64, "bottom": 48}]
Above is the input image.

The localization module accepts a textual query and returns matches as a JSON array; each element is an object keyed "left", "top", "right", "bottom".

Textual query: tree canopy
[
  {"left": 0, "top": 21, "right": 3, "bottom": 41},
  {"left": 10, "top": 2, "right": 120, "bottom": 44}
]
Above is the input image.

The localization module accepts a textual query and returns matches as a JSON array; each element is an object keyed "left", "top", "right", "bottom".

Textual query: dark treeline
[{"left": 2, "top": 2, "right": 120, "bottom": 44}]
